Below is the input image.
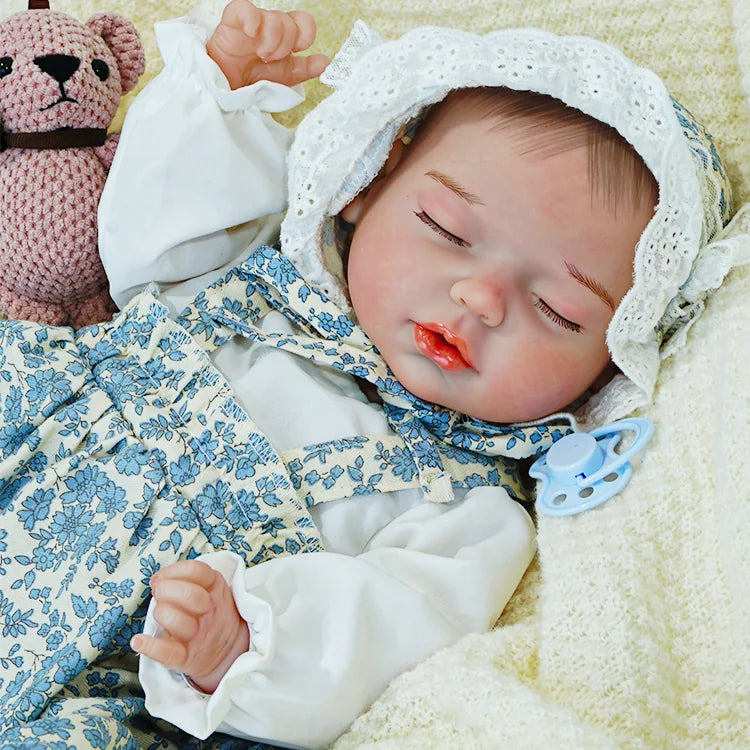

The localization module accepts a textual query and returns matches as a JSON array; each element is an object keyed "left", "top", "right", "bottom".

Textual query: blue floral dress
[{"left": 0, "top": 246, "right": 569, "bottom": 748}]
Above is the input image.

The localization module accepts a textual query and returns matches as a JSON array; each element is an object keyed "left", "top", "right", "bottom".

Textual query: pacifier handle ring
[
  {"left": 580, "top": 418, "right": 654, "bottom": 487},
  {"left": 589, "top": 417, "right": 653, "bottom": 447}
]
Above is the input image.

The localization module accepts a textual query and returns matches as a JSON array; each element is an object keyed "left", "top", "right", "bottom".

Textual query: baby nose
[
  {"left": 34, "top": 54, "right": 80, "bottom": 84},
  {"left": 450, "top": 277, "right": 505, "bottom": 327}
]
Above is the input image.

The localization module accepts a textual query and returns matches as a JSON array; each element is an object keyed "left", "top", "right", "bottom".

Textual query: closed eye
[
  {"left": 414, "top": 210, "right": 468, "bottom": 247},
  {"left": 534, "top": 297, "right": 582, "bottom": 333}
]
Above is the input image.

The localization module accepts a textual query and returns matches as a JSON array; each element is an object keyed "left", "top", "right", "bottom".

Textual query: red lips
[{"left": 414, "top": 323, "right": 474, "bottom": 370}]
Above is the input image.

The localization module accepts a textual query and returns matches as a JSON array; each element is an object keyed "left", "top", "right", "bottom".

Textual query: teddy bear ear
[{"left": 87, "top": 12, "right": 146, "bottom": 94}]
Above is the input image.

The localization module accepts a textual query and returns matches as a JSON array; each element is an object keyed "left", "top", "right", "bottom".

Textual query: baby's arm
[
  {"left": 99, "top": 5, "right": 326, "bottom": 313},
  {"left": 131, "top": 560, "right": 249, "bottom": 694},
  {"left": 134, "top": 487, "right": 536, "bottom": 747},
  {"left": 207, "top": 0, "right": 329, "bottom": 89}
]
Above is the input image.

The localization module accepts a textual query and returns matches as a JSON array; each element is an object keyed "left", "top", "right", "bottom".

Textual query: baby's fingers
[
  {"left": 257, "top": 10, "right": 317, "bottom": 63},
  {"left": 151, "top": 577, "right": 212, "bottom": 617},
  {"left": 254, "top": 53, "right": 328, "bottom": 87},
  {"left": 131, "top": 633, "right": 189, "bottom": 671},
  {"left": 151, "top": 559, "right": 216, "bottom": 589},
  {"left": 287, "top": 10, "right": 317, "bottom": 53},
  {"left": 220, "top": 0, "right": 262, "bottom": 37},
  {"left": 152, "top": 600, "right": 201, "bottom": 641},
  {"left": 255, "top": 10, "right": 289, "bottom": 62},
  {"left": 284, "top": 53, "right": 330, "bottom": 87},
  {"left": 299, "top": 53, "right": 329, "bottom": 84}
]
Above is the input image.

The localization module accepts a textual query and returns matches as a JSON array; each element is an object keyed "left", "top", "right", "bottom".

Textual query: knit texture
[
  {"left": 0, "top": 5, "right": 144, "bottom": 326},
  {"left": 4, "top": 0, "right": 750, "bottom": 746}
]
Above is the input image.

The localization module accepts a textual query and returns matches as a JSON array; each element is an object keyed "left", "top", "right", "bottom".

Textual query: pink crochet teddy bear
[{"left": 0, "top": 0, "right": 145, "bottom": 328}]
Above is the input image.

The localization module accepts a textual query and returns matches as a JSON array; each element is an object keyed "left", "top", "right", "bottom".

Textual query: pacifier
[{"left": 529, "top": 418, "right": 654, "bottom": 517}]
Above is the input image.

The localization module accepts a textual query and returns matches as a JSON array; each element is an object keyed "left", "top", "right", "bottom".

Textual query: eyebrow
[
  {"left": 564, "top": 261, "right": 615, "bottom": 312},
  {"left": 425, "top": 170, "right": 485, "bottom": 206}
]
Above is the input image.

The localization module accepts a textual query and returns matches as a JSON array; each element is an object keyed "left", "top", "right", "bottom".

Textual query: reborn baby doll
[{"left": 0, "top": 1, "right": 737, "bottom": 748}]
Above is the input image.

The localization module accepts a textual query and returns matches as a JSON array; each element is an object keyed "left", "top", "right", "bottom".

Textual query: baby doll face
[{"left": 345, "top": 99, "right": 655, "bottom": 423}]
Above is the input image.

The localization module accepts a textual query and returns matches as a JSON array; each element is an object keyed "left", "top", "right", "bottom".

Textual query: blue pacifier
[{"left": 529, "top": 418, "right": 654, "bottom": 517}]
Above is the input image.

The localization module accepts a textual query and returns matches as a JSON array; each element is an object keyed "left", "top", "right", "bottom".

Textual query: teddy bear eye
[
  {"left": 0, "top": 57, "right": 13, "bottom": 78},
  {"left": 91, "top": 59, "right": 109, "bottom": 82}
]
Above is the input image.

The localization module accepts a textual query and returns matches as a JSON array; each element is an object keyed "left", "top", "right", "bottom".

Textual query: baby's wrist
[{"left": 186, "top": 621, "right": 251, "bottom": 694}]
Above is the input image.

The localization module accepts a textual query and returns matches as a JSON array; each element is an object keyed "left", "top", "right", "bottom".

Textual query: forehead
[
  {"left": 401, "top": 99, "right": 513, "bottom": 170},
  {"left": 406, "top": 90, "right": 657, "bottom": 215},
  {"left": 411, "top": 90, "right": 597, "bottom": 159},
  {"left": 401, "top": 95, "right": 587, "bottom": 181}
]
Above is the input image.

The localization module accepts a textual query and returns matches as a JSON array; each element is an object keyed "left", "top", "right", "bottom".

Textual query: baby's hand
[
  {"left": 207, "top": 0, "right": 329, "bottom": 89},
  {"left": 130, "top": 560, "right": 250, "bottom": 694}
]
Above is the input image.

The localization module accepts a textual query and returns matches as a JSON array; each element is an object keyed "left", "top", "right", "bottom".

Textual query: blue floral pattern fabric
[
  {"left": 0, "top": 292, "right": 320, "bottom": 748},
  {"left": 0, "top": 244, "right": 570, "bottom": 747}
]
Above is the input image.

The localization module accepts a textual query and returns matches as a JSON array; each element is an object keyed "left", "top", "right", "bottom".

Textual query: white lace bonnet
[{"left": 280, "top": 22, "right": 738, "bottom": 427}]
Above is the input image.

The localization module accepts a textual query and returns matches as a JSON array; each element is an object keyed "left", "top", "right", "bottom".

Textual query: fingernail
[{"left": 130, "top": 635, "right": 141, "bottom": 651}]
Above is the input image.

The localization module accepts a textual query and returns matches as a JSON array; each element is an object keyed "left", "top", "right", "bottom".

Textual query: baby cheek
[
  {"left": 349, "top": 237, "right": 396, "bottom": 298},
  {"left": 509, "top": 346, "right": 593, "bottom": 414}
]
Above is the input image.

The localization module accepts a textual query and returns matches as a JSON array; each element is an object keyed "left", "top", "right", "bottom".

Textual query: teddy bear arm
[{"left": 94, "top": 133, "right": 120, "bottom": 170}]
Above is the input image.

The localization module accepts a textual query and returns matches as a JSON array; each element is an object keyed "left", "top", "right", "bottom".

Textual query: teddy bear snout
[{"left": 34, "top": 53, "right": 80, "bottom": 84}]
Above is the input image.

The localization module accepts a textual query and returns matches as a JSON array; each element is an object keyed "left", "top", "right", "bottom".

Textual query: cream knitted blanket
[{"left": 5, "top": 0, "right": 750, "bottom": 746}]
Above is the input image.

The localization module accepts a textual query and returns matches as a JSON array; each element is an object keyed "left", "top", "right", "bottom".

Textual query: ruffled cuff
[
  {"left": 139, "top": 551, "right": 276, "bottom": 742},
  {"left": 154, "top": 17, "right": 304, "bottom": 113},
  {"left": 99, "top": 15, "right": 300, "bottom": 312}
]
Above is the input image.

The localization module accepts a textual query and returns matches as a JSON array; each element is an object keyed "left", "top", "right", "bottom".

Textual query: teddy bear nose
[{"left": 34, "top": 54, "right": 80, "bottom": 84}]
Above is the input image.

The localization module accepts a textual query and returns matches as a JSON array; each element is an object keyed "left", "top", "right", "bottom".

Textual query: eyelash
[
  {"left": 414, "top": 210, "right": 468, "bottom": 247},
  {"left": 534, "top": 298, "right": 582, "bottom": 334}
]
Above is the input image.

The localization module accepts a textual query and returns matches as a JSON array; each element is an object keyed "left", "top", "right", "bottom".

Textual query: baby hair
[{"left": 412, "top": 87, "right": 659, "bottom": 219}]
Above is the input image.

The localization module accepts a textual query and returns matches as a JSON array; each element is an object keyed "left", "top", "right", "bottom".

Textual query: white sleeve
[
  {"left": 139, "top": 487, "right": 536, "bottom": 749},
  {"left": 98, "top": 16, "right": 304, "bottom": 311}
]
